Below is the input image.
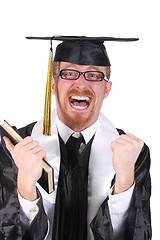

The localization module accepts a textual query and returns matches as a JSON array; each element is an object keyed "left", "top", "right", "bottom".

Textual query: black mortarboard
[
  {"left": 26, "top": 36, "right": 139, "bottom": 67},
  {"left": 26, "top": 36, "right": 139, "bottom": 136}
]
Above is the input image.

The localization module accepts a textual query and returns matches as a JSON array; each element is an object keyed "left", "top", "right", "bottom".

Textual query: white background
[{"left": 0, "top": 0, "right": 159, "bottom": 238}]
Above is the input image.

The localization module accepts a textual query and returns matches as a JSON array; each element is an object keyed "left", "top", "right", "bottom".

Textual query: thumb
[
  {"left": 3, "top": 136, "right": 14, "bottom": 155},
  {"left": 110, "top": 141, "right": 115, "bottom": 153}
]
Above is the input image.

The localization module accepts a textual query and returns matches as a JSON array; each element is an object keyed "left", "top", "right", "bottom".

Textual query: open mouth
[{"left": 69, "top": 95, "right": 91, "bottom": 110}]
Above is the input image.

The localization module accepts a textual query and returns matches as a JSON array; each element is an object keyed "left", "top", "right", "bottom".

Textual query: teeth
[
  {"left": 71, "top": 103, "right": 88, "bottom": 109},
  {"left": 71, "top": 96, "right": 90, "bottom": 101}
]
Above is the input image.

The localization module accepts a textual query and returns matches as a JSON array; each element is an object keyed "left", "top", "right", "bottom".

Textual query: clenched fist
[
  {"left": 4, "top": 136, "right": 47, "bottom": 201},
  {"left": 111, "top": 133, "right": 144, "bottom": 194}
]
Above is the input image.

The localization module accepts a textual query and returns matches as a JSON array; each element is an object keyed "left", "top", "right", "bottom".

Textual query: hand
[
  {"left": 3, "top": 136, "right": 47, "bottom": 201},
  {"left": 111, "top": 133, "right": 144, "bottom": 194}
]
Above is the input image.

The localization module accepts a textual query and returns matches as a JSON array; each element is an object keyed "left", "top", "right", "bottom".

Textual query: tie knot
[{"left": 66, "top": 133, "right": 84, "bottom": 153}]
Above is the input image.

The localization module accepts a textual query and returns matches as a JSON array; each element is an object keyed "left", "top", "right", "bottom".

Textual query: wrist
[
  {"left": 17, "top": 174, "right": 38, "bottom": 201},
  {"left": 18, "top": 184, "right": 38, "bottom": 201},
  {"left": 113, "top": 174, "right": 134, "bottom": 195}
]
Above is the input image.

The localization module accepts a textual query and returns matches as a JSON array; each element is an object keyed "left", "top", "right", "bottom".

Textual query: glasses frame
[{"left": 53, "top": 69, "right": 109, "bottom": 82}]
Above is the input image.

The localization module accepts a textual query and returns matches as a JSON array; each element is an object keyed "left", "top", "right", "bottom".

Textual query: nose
[{"left": 74, "top": 73, "right": 87, "bottom": 89}]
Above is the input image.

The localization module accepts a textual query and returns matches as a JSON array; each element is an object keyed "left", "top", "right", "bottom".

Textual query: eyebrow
[
  {"left": 86, "top": 66, "right": 100, "bottom": 71},
  {"left": 61, "top": 64, "right": 101, "bottom": 71},
  {"left": 62, "top": 63, "right": 76, "bottom": 69}
]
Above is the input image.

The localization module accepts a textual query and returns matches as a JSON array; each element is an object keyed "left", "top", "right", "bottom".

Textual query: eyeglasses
[{"left": 53, "top": 69, "right": 109, "bottom": 82}]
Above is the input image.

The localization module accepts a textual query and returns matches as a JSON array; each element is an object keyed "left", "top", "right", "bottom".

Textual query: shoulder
[
  {"left": 0, "top": 121, "right": 36, "bottom": 143},
  {"left": 17, "top": 121, "right": 37, "bottom": 138}
]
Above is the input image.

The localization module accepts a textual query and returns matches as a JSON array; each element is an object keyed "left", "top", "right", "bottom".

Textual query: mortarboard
[
  {"left": 26, "top": 36, "right": 139, "bottom": 135},
  {"left": 27, "top": 36, "right": 139, "bottom": 66}
]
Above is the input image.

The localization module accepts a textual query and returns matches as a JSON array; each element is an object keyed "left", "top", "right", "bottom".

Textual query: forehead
[{"left": 59, "top": 62, "right": 107, "bottom": 72}]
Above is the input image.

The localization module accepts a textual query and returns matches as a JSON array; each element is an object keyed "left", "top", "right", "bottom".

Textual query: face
[{"left": 53, "top": 62, "right": 112, "bottom": 131}]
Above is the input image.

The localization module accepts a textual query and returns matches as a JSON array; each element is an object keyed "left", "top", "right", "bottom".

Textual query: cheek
[
  {"left": 97, "top": 94, "right": 105, "bottom": 108},
  {"left": 94, "top": 87, "right": 107, "bottom": 111},
  {"left": 94, "top": 84, "right": 106, "bottom": 100},
  {"left": 56, "top": 81, "right": 72, "bottom": 106},
  {"left": 58, "top": 79, "right": 73, "bottom": 93}
]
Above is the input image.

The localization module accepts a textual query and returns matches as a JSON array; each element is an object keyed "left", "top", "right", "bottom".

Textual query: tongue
[{"left": 72, "top": 100, "right": 88, "bottom": 107}]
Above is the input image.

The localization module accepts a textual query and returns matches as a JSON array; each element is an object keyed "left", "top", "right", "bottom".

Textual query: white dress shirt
[{"left": 18, "top": 111, "right": 134, "bottom": 240}]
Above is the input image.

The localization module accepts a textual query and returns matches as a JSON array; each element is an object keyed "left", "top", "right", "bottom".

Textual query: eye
[
  {"left": 90, "top": 73, "right": 97, "bottom": 78},
  {"left": 66, "top": 72, "right": 76, "bottom": 76},
  {"left": 86, "top": 71, "right": 102, "bottom": 81},
  {"left": 61, "top": 70, "right": 78, "bottom": 79}
]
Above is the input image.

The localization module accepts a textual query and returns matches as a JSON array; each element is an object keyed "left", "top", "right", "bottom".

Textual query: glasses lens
[
  {"left": 61, "top": 69, "right": 79, "bottom": 80},
  {"left": 85, "top": 71, "right": 103, "bottom": 81}
]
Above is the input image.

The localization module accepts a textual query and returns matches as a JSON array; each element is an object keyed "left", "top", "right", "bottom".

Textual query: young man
[{"left": 0, "top": 36, "right": 151, "bottom": 240}]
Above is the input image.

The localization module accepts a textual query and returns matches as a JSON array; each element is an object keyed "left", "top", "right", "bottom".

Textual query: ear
[
  {"left": 52, "top": 78, "right": 56, "bottom": 95},
  {"left": 104, "top": 81, "right": 112, "bottom": 99}
]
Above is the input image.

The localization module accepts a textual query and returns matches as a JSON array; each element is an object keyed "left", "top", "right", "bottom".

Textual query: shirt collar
[{"left": 56, "top": 115, "right": 98, "bottom": 144}]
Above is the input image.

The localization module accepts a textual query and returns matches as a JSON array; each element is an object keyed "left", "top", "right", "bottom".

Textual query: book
[{"left": 0, "top": 120, "right": 54, "bottom": 194}]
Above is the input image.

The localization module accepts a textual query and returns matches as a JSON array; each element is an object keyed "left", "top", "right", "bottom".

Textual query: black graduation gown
[{"left": 0, "top": 123, "right": 152, "bottom": 240}]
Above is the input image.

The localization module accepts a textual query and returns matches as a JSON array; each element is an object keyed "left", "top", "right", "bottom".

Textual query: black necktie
[
  {"left": 52, "top": 133, "right": 93, "bottom": 240},
  {"left": 66, "top": 133, "right": 84, "bottom": 169}
]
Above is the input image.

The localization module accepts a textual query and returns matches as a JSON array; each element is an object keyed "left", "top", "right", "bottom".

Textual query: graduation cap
[
  {"left": 26, "top": 35, "right": 139, "bottom": 135},
  {"left": 27, "top": 36, "right": 139, "bottom": 66}
]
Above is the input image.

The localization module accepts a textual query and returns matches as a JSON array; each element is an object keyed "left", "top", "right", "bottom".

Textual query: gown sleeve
[{"left": 90, "top": 130, "right": 152, "bottom": 240}]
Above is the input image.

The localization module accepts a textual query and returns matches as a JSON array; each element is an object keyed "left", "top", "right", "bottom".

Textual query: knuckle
[
  {"left": 36, "top": 149, "right": 46, "bottom": 158},
  {"left": 120, "top": 134, "right": 126, "bottom": 138},
  {"left": 14, "top": 144, "right": 19, "bottom": 151},
  {"left": 43, "top": 149, "right": 46, "bottom": 156},
  {"left": 134, "top": 138, "right": 143, "bottom": 147},
  {"left": 39, "top": 146, "right": 44, "bottom": 153},
  {"left": 115, "top": 137, "right": 120, "bottom": 142},
  {"left": 41, "top": 150, "right": 46, "bottom": 158},
  {"left": 138, "top": 138, "right": 144, "bottom": 144},
  {"left": 126, "top": 132, "right": 133, "bottom": 137},
  {"left": 34, "top": 140, "right": 39, "bottom": 146},
  {"left": 126, "top": 132, "right": 131, "bottom": 135},
  {"left": 14, "top": 143, "right": 21, "bottom": 152},
  {"left": 25, "top": 136, "right": 33, "bottom": 141},
  {"left": 132, "top": 139, "right": 137, "bottom": 146},
  {"left": 138, "top": 139, "right": 144, "bottom": 149}
]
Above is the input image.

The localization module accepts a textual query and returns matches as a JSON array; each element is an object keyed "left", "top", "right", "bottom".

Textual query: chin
[{"left": 62, "top": 110, "right": 95, "bottom": 131}]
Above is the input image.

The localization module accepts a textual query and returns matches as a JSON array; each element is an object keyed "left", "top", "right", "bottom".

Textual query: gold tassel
[{"left": 43, "top": 46, "right": 53, "bottom": 136}]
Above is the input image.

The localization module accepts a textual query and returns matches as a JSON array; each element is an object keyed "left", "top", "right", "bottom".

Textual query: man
[{"left": 0, "top": 36, "right": 151, "bottom": 240}]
